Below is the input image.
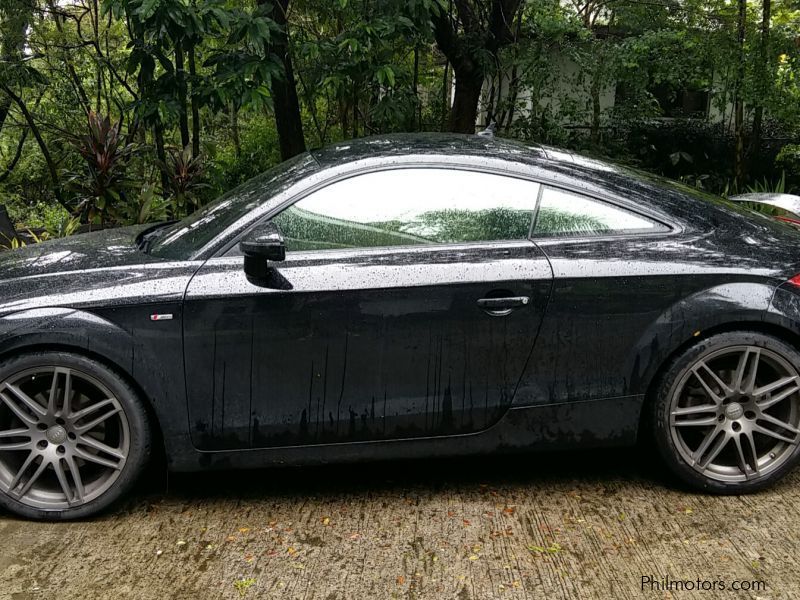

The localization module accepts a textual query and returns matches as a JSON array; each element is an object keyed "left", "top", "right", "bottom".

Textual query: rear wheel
[
  {"left": 0, "top": 352, "right": 150, "bottom": 520},
  {"left": 652, "top": 331, "right": 800, "bottom": 493}
]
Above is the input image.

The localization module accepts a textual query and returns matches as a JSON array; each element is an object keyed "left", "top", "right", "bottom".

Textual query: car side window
[
  {"left": 533, "top": 186, "right": 666, "bottom": 237},
  {"left": 271, "top": 168, "right": 539, "bottom": 252}
]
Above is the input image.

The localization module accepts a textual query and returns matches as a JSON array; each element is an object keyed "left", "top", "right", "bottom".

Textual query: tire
[
  {"left": 0, "top": 351, "right": 151, "bottom": 520},
  {"left": 651, "top": 331, "right": 800, "bottom": 494}
]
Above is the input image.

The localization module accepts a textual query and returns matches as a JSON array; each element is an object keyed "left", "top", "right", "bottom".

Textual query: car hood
[
  {"left": 0, "top": 225, "right": 204, "bottom": 318},
  {"left": 0, "top": 225, "right": 156, "bottom": 281}
]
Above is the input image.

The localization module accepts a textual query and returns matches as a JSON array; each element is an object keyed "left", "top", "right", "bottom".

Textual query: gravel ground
[{"left": 0, "top": 448, "right": 797, "bottom": 600}]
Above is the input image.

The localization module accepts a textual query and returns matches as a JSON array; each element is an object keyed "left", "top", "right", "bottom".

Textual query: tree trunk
[
  {"left": 431, "top": 0, "right": 522, "bottom": 134},
  {"left": 411, "top": 46, "right": 420, "bottom": 131},
  {"left": 188, "top": 42, "right": 201, "bottom": 157},
  {"left": 449, "top": 70, "right": 483, "bottom": 133},
  {"left": 174, "top": 39, "right": 191, "bottom": 151},
  {"left": 750, "top": 0, "right": 771, "bottom": 158},
  {"left": 440, "top": 60, "right": 451, "bottom": 131},
  {"left": 0, "top": 204, "right": 16, "bottom": 244},
  {"left": 153, "top": 122, "right": 170, "bottom": 196},
  {"left": 0, "top": 0, "right": 32, "bottom": 134},
  {"left": 261, "top": 0, "right": 306, "bottom": 160},
  {"left": 230, "top": 104, "right": 241, "bottom": 158},
  {"left": 590, "top": 70, "right": 602, "bottom": 144},
  {"left": 734, "top": 0, "right": 747, "bottom": 188}
]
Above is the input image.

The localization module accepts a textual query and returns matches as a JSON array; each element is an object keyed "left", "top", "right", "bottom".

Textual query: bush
[{"left": 776, "top": 144, "right": 800, "bottom": 193}]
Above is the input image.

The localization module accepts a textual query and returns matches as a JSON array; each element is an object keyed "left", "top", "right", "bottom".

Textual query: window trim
[
  {"left": 215, "top": 162, "right": 678, "bottom": 258},
  {"left": 218, "top": 164, "right": 543, "bottom": 257}
]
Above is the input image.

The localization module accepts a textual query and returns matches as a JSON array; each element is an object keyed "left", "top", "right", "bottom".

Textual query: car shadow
[{"left": 131, "top": 446, "right": 676, "bottom": 506}]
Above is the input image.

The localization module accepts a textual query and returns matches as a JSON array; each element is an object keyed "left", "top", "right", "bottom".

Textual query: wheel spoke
[
  {"left": 0, "top": 440, "right": 33, "bottom": 451},
  {"left": 74, "top": 406, "right": 121, "bottom": 434},
  {"left": 70, "top": 398, "right": 115, "bottom": 424},
  {"left": 0, "top": 427, "right": 31, "bottom": 439},
  {"left": 692, "top": 362, "right": 730, "bottom": 402},
  {"left": 756, "top": 376, "right": 800, "bottom": 410},
  {"left": 47, "top": 368, "right": 73, "bottom": 416},
  {"left": 13, "top": 458, "right": 48, "bottom": 499},
  {"left": 733, "top": 349, "right": 761, "bottom": 393},
  {"left": 78, "top": 435, "right": 125, "bottom": 461},
  {"left": 696, "top": 430, "right": 730, "bottom": 469},
  {"left": 64, "top": 455, "right": 85, "bottom": 501},
  {"left": 74, "top": 447, "right": 123, "bottom": 470},
  {"left": 7, "top": 451, "right": 36, "bottom": 491},
  {"left": 671, "top": 404, "right": 718, "bottom": 427},
  {"left": 757, "top": 413, "right": 800, "bottom": 436},
  {"left": 1, "top": 384, "right": 46, "bottom": 421},
  {"left": 743, "top": 431, "right": 760, "bottom": 475},
  {"left": 52, "top": 459, "right": 77, "bottom": 506},
  {"left": 692, "top": 426, "right": 722, "bottom": 464},
  {"left": 732, "top": 434, "right": 751, "bottom": 478},
  {"left": 752, "top": 423, "right": 799, "bottom": 445}
]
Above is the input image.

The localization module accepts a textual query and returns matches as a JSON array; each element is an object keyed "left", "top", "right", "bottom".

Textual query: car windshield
[{"left": 148, "top": 153, "right": 318, "bottom": 259}]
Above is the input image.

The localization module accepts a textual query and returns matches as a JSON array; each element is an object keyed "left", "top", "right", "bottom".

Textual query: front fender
[{"left": 0, "top": 306, "right": 191, "bottom": 466}]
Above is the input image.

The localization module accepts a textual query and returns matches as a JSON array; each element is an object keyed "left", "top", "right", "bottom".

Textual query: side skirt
[{"left": 171, "top": 395, "right": 644, "bottom": 472}]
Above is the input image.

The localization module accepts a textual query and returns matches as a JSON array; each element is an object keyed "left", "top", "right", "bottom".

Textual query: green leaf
[{"left": 138, "top": 0, "right": 160, "bottom": 21}]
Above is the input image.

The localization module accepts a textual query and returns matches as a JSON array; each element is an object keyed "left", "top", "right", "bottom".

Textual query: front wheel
[
  {"left": 0, "top": 352, "right": 151, "bottom": 520},
  {"left": 652, "top": 331, "right": 800, "bottom": 493}
]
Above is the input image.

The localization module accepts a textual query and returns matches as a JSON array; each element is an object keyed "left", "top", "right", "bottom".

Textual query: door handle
[{"left": 476, "top": 296, "right": 530, "bottom": 314}]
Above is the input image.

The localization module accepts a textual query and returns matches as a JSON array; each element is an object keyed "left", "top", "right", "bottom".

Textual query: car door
[{"left": 183, "top": 167, "right": 553, "bottom": 450}]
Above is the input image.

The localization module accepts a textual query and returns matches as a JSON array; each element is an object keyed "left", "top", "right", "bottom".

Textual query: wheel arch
[
  {"left": 636, "top": 319, "right": 800, "bottom": 442},
  {"left": 0, "top": 340, "right": 167, "bottom": 461}
]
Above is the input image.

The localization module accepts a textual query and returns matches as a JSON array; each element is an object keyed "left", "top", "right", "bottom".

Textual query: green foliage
[
  {"left": 120, "top": 182, "right": 171, "bottom": 224},
  {"left": 46, "top": 214, "right": 81, "bottom": 238},
  {"left": 1, "top": 0, "right": 800, "bottom": 237},
  {"left": 210, "top": 118, "right": 281, "bottom": 192},
  {"left": 746, "top": 171, "right": 786, "bottom": 194},
  {"left": 1, "top": 228, "right": 48, "bottom": 250},
  {"left": 776, "top": 144, "right": 800, "bottom": 189},
  {"left": 157, "top": 146, "right": 207, "bottom": 214}
]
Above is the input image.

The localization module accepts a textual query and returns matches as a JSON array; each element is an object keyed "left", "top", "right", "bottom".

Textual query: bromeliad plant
[{"left": 66, "top": 112, "right": 136, "bottom": 224}]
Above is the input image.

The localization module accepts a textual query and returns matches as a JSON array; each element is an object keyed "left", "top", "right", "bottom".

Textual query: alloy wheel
[
  {"left": 669, "top": 345, "right": 800, "bottom": 483},
  {"left": 0, "top": 366, "right": 129, "bottom": 511}
]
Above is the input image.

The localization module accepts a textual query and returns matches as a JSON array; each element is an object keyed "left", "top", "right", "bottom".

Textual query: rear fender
[{"left": 626, "top": 282, "right": 776, "bottom": 397}]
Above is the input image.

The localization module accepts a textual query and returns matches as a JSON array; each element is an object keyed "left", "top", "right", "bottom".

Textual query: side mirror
[{"left": 240, "top": 222, "right": 286, "bottom": 279}]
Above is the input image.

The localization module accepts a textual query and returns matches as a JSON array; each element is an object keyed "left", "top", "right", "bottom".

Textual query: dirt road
[{"left": 0, "top": 449, "right": 795, "bottom": 599}]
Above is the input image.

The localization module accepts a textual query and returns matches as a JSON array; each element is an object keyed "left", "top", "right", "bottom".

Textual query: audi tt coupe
[{"left": 2, "top": 133, "right": 800, "bottom": 520}]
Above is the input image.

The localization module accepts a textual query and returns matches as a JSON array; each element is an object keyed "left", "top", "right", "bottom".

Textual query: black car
[{"left": 3, "top": 133, "right": 800, "bottom": 521}]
